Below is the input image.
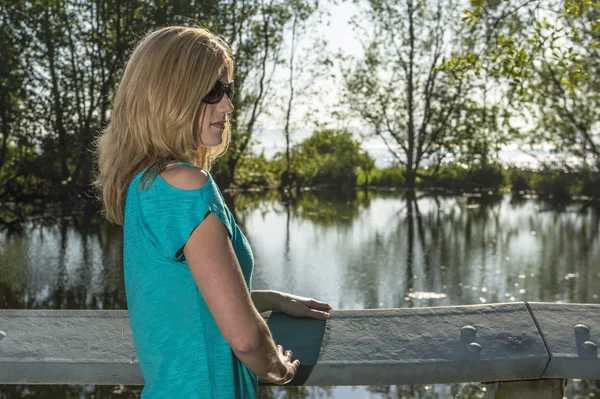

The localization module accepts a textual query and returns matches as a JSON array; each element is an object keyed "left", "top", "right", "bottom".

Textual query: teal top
[{"left": 123, "top": 161, "right": 258, "bottom": 398}]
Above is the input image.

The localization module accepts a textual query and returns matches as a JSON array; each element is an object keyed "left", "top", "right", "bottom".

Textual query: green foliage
[
  {"left": 464, "top": 165, "right": 506, "bottom": 189},
  {"left": 359, "top": 166, "right": 406, "bottom": 187},
  {"left": 446, "top": 99, "right": 519, "bottom": 167},
  {"left": 580, "top": 173, "right": 600, "bottom": 198},
  {"left": 276, "top": 129, "right": 374, "bottom": 189},
  {"left": 448, "top": 0, "right": 600, "bottom": 177},
  {"left": 505, "top": 166, "right": 600, "bottom": 200},
  {"left": 359, "top": 163, "right": 507, "bottom": 192},
  {"left": 529, "top": 171, "right": 573, "bottom": 200},
  {"left": 0, "top": 143, "right": 55, "bottom": 226},
  {"left": 418, "top": 164, "right": 505, "bottom": 192},
  {"left": 4, "top": 0, "right": 600, "bottom": 223},
  {"left": 505, "top": 168, "right": 532, "bottom": 192},
  {"left": 233, "top": 152, "right": 281, "bottom": 189}
]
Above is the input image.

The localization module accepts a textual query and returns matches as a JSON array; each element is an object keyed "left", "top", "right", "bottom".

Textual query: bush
[
  {"left": 580, "top": 173, "right": 600, "bottom": 198},
  {"left": 530, "top": 171, "right": 572, "bottom": 200},
  {"left": 509, "top": 173, "right": 531, "bottom": 192},
  {"left": 366, "top": 166, "right": 406, "bottom": 187},
  {"left": 504, "top": 166, "right": 537, "bottom": 193},
  {"left": 277, "top": 129, "right": 374, "bottom": 189},
  {"left": 235, "top": 152, "right": 281, "bottom": 189},
  {"left": 417, "top": 164, "right": 505, "bottom": 192},
  {"left": 465, "top": 165, "right": 505, "bottom": 190}
]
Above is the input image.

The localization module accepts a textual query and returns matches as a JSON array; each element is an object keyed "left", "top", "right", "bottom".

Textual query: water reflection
[
  {"left": 1, "top": 209, "right": 126, "bottom": 310},
  {"left": 1, "top": 190, "right": 599, "bottom": 397},
  {"left": 247, "top": 190, "right": 600, "bottom": 310}
]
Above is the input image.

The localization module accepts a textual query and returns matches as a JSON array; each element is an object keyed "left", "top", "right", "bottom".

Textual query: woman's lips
[{"left": 211, "top": 122, "right": 225, "bottom": 129}]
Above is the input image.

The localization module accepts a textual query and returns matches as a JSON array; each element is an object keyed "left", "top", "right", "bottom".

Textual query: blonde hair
[{"left": 93, "top": 26, "right": 235, "bottom": 225}]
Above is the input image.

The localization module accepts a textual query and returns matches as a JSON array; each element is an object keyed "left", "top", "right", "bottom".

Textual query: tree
[
  {"left": 341, "top": 0, "right": 472, "bottom": 190},
  {"left": 0, "top": 0, "right": 47, "bottom": 225},
  {"left": 456, "top": 0, "right": 600, "bottom": 173},
  {"left": 29, "top": 0, "right": 146, "bottom": 196},
  {"left": 524, "top": 1, "right": 600, "bottom": 173},
  {"left": 211, "top": 0, "right": 322, "bottom": 188},
  {"left": 1, "top": 0, "right": 323, "bottom": 222},
  {"left": 277, "top": 1, "right": 331, "bottom": 190}
]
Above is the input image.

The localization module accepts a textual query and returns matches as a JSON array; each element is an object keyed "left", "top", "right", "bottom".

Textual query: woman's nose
[{"left": 219, "top": 95, "right": 234, "bottom": 113}]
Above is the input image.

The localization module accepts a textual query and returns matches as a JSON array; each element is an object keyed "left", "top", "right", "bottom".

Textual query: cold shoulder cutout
[{"left": 159, "top": 163, "right": 210, "bottom": 191}]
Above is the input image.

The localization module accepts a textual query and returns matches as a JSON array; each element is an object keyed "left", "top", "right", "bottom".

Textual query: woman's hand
[
  {"left": 260, "top": 345, "right": 300, "bottom": 385},
  {"left": 270, "top": 291, "right": 332, "bottom": 320}
]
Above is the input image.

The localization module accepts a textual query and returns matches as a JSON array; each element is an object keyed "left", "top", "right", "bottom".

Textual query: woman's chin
[{"left": 198, "top": 134, "right": 223, "bottom": 147}]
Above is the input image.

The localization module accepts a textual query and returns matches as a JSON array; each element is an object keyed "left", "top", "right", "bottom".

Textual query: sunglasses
[{"left": 202, "top": 80, "right": 234, "bottom": 104}]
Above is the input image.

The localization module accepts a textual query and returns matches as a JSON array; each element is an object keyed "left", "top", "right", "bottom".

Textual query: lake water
[{"left": 1, "top": 190, "right": 599, "bottom": 398}]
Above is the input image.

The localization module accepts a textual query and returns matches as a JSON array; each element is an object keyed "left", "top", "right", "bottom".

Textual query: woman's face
[{"left": 197, "top": 79, "right": 234, "bottom": 147}]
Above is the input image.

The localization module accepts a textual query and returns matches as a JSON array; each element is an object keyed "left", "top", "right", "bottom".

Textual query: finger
[
  {"left": 277, "top": 345, "right": 283, "bottom": 354},
  {"left": 292, "top": 359, "right": 300, "bottom": 371},
  {"left": 307, "top": 310, "right": 331, "bottom": 320},
  {"left": 307, "top": 299, "right": 333, "bottom": 310},
  {"left": 285, "top": 350, "right": 293, "bottom": 359}
]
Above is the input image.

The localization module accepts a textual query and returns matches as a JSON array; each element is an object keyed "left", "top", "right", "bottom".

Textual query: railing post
[{"left": 485, "top": 379, "right": 566, "bottom": 399}]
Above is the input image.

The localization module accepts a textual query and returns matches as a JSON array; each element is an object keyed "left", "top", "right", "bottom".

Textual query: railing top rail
[{"left": 0, "top": 302, "right": 598, "bottom": 386}]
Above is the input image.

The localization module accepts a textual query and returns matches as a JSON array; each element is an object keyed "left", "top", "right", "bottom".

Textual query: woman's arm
[
  {"left": 262, "top": 291, "right": 332, "bottom": 320},
  {"left": 167, "top": 166, "right": 298, "bottom": 384},
  {"left": 184, "top": 213, "right": 298, "bottom": 383},
  {"left": 251, "top": 290, "right": 332, "bottom": 319},
  {"left": 250, "top": 290, "right": 278, "bottom": 313}
]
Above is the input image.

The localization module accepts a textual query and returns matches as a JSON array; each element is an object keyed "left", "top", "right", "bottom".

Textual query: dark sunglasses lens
[
  {"left": 226, "top": 82, "right": 234, "bottom": 99},
  {"left": 203, "top": 81, "right": 234, "bottom": 104},
  {"left": 203, "top": 83, "right": 224, "bottom": 104}
]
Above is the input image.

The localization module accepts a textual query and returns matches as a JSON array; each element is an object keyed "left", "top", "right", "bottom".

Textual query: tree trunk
[{"left": 405, "top": 168, "right": 417, "bottom": 190}]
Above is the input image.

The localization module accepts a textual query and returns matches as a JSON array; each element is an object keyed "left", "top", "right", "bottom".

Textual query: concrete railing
[{"left": 1, "top": 302, "right": 599, "bottom": 398}]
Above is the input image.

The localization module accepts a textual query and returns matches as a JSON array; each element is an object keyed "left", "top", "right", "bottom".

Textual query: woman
[{"left": 93, "top": 26, "right": 332, "bottom": 398}]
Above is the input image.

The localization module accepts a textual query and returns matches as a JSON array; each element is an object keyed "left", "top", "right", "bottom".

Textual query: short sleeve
[{"left": 135, "top": 171, "right": 234, "bottom": 262}]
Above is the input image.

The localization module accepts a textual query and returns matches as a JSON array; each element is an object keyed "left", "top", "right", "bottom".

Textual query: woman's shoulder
[
  {"left": 131, "top": 162, "right": 214, "bottom": 195},
  {"left": 128, "top": 162, "right": 236, "bottom": 253},
  {"left": 132, "top": 162, "right": 227, "bottom": 214},
  {"left": 159, "top": 163, "right": 210, "bottom": 191}
]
